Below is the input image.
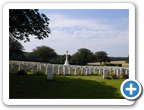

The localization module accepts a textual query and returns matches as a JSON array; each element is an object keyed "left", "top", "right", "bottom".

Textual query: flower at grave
[
  {"left": 109, "top": 73, "right": 117, "bottom": 79},
  {"left": 121, "top": 72, "right": 129, "bottom": 79},
  {"left": 121, "top": 73, "right": 124, "bottom": 76}
]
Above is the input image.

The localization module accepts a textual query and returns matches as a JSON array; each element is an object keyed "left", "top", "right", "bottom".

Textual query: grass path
[{"left": 9, "top": 75, "right": 126, "bottom": 99}]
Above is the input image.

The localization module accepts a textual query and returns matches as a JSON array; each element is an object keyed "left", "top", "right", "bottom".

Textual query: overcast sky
[{"left": 20, "top": 9, "right": 129, "bottom": 57}]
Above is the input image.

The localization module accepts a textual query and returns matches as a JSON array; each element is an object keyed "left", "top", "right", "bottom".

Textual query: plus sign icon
[{"left": 121, "top": 79, "right": 142, "bottom": 100}]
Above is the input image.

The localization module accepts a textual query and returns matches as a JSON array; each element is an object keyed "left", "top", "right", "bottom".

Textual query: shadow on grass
[{"left": 9, "top": 75, "right": 124, "bottom": 99}]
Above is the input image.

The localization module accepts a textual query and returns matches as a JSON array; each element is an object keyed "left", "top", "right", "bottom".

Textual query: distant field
[
  {"left": 87, "top": 61, "right": 129, "bottom": 67},
  {"left": 10, "top": 60, "right": 41, "bottom": 63}
]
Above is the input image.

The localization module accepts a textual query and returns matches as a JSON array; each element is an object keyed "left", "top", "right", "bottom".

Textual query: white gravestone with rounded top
[
  {"left": 69, "top": 67, "right": 73, "bottom": 75},
  {"left": 47, "top": 66, "right": 53, "bottom": 80}
]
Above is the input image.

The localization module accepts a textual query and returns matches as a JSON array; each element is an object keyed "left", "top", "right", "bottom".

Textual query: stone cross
[
  {"left": 64, "top": 50, "right": 69, "bottom": 66},
  {"left": 66, "top": 50, "right": 68, "bottom": 61}
]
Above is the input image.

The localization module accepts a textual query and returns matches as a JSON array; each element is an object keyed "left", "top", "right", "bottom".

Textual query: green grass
[{"left": 9, "top": 73, "right": 126, "bottom": 99}]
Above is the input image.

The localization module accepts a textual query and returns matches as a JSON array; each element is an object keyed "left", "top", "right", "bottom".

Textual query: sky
[{"left": 20, "top": 9, "right": 129, "bottom": 57}]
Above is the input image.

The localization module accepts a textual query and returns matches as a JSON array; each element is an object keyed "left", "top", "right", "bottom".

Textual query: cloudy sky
[{"left": 20, "top": 9, "right": 129, "bottom": 57}]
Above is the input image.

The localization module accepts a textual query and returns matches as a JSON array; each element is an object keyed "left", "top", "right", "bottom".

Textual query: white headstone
[
  {"left": 125, "top": 69, "right": 129, "bottom": 75},
  {"left": 117, "top": 69, "right": 120, "bottom": 78},
  {"left": 27, "top": 64, "right": 31, "bottom": 71},
  {"left": 103, "top": 69, "right": 107, "bottom": 79},
  {"left": 33, "top": 66, "right": 37, "bottom": 75},
  {"left": 109, "top": 68, "right": 112, "bottom": 72},
  {"left": 99, "top": 68, "right": 102, "bottom": 75},
  {"left": 19, "top": 64, "right": 23, "bottom": 70},
  {"left": 37, "top": 64, "right": 41, "bottom": 70},
  {"left": 93, "top": 68, "right": 97, "bottom": 73},
  {"left": 75, "top": 68, "right": 79, "bottom": 76},
  {"left": 58, "top": 66, "right": 62, "bottom": 75},
  {"left": 47, "top": 66, "right": 53, "bottom": 80},
  {"left": 69, "top": 67, "right": 73, "bottom": 75},
  {"left": 41, "top": 66, "right": 45, "bottom": 75},
  {"left": 30, "top": 64, "right": 33, "bottom": 70},
  {"left": 82, "top": 68, "right": 85, "bottom": 75},
  {"left": 14, "top": 65, "right": 18, "bottom": 75},
  {"left": 11, "top": 64, "right": 15, "bottom": 70},
  {"left": 86, "top": 68, "right": 89, "bottom": 75},
  {"left": 64, "top": 66, "right": 68, "bottom": 75},
  {"left": 89, "top": 68, "right": 92, "bottom": 75},
  {"left": 23, "top": 65, "right": 27, "bottom": 74},
  {"left": 114, "top": 69, "right": 116, "bottom": 74},
  {"left": 52, "top": 65, "right": 57, "bottom": 75},
  {"left": 9, "top": 64, "right": 11, "bottom": 75}
]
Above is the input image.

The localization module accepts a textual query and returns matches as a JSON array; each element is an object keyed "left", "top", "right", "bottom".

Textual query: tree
[
  {"left": 9, "top": 9, "right": 51, "bottom": 42},
  {"left": 95, "top": 51, "right": 108, "bottom": 65},
  {"left": 125, "top": 55, "right": 129, "bottom": 63},
  {"left": 9, "top": 36, "right": 24, "bottom": 57},
  {"left": 106, "top": 56, "right": 111, "bottom": 62},
  {"left": 72, "top": 48, "right": 95, "bottom": 65},
  {"left": 32, "top": 46, "right": 57, "bottom": 62}
]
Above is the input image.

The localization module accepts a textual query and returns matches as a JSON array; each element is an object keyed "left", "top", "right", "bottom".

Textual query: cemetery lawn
[{"left": 9, "top": 75, "right": 126, "bottom": 99}]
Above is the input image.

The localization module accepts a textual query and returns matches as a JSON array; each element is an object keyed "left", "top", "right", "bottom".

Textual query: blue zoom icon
[
  {"left": 123, "top": 81, "right": 139, "bottom": 97},
  {"left": 121, "top": 79, "right": 142, "bottom": 100}
]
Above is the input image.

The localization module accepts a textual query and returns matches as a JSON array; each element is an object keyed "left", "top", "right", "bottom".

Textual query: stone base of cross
[{"left": 64, "top": 61, "right": 69, "bottom": 66}]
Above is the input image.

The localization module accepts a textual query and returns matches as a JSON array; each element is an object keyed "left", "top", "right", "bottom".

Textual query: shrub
[
  {"left": 79, "top": 69, "right": 82, "bottom": 75},
  {"left": 107, "top": 74, "right": 112, "bottom": 79},
  {"left": 27, "top": 69, "right": 32, "bottom": 72},
  {"left": 97, "top": 71, "right": 99, "bottom": 75},
  {"left": 18, "top": 70, "right": 25, "bottom": 75},
  {"left": 50, "top": 62, "right": 75, "bottom": 65},
  {"left": 10, "top": 69, "right": 14, "bottom": 75},
  {"left": 92, "top": 72, "right": 96, "bottom": 75},
  {"left": 62, "top": 70, "right": 64, "bottom": 75},
  {"left": 92, "top": 72, "right": 98, "bottom": 76},
  {"left": 36, "top": 70, "right": 43, "bottom": 75},
  {"left": 92, "top": 72, "right": 100, "bottom": 76},
  {"left": 115, "top": 64, "right": 122, "bottom": 67},
  {"left": 103, "top": 63, "right": 122, "bottom": 67},
  {"left": 37, "top": 68, "right": 40, "bottom": 71}
]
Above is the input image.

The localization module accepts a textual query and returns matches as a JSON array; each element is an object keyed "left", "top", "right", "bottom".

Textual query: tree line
[{"left": 9, "top": 37, "right": 128, "bottom": 65}]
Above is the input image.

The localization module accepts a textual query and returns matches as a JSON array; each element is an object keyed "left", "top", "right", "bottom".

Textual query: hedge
[
  {"left": 103, "top": 63, "right": 122, "bottom": 67},
  {"left": 49, "top": 62, "right": 75, "bottom": 65}
]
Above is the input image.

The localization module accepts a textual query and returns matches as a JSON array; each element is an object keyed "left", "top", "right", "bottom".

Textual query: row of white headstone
[{"left": 9, "top": 61, "right": 129, "bottom": 80}]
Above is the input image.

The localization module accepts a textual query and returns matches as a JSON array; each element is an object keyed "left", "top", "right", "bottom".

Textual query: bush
[
  {"left": 92, "top": 72, "right": 96, "bottom": 75},
  {"left": 103, "top": 63, "right": 122, "bottom": 67},
  {"left": 18, "top": 70, "right": 25, "bottom": 75},
  {"left": 36, "top": 70, "right": 43, "bottom": 75},
  {"left": 107, "top": 74, "right": 112, "bottom": 79},
  {"left": 79, "top": 69, "right": 82, "bottom": 75},
  {"left": 50, "top": 62, "right": 75, "bottom": 65},
  {"left": 97, "top": 71, "right": 100, "bottom": 75},
  {"left": 115, "top": 64, "right": 122, "bottom": 66},
  {"left": 92, "top": 72, "right": 100, "bottom": 76}
]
